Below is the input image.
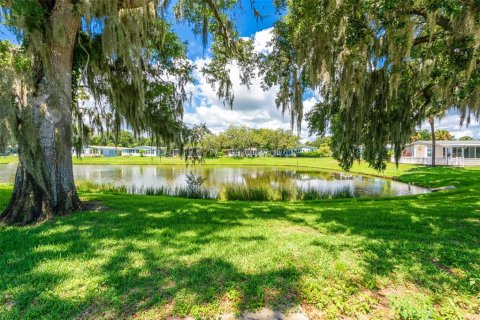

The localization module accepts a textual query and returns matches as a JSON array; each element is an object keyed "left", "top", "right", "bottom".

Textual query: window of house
[
  {"left": 452, "top": 147, "right": 458, "bottom": 157},
  {"left": 427, "top": 148, "right": 432, "bottom": 157},
  {"left": 477, "top": 147, "right": 480, "bottom": 159},
  {"left": 465, "top": 147, "right": 476, "bottom": 158},
  {"left": 464, "top": 147, "right": 471, "bottom": 158}
]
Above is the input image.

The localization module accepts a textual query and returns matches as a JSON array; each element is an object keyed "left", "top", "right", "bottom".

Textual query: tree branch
[
  {"left": 413, "top": 33, "right": 443, "bottom": 46},
  {"left": 406, "top": 8, "right": 452, "bottom": 31},
  {"left": 203, "top": 0, "right": 235, "bottom": 50}
]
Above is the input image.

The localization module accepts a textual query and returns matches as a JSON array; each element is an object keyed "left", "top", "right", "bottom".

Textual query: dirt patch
[
  {"left": 302, "top": 304, "right": 324, "bottom": 319},
  {"left": 240, "top": 307, "right": 308, "bottom": 320},
  {"left": 82, "top": 201, "right": 110, "bottom": 212},
  {"left": 78, "top": 303, "right": 99, "bottom": 319},
  {"left": 2, "top": 294, "right": 16, "bottom": 311},
  {"left": 431, "top": 258, "right": 463, "bottom": 277}
]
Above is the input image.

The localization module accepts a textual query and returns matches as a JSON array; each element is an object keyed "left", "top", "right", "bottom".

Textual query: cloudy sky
[{"left": 1, "top": 2, "right": 479, "bottom": 140}]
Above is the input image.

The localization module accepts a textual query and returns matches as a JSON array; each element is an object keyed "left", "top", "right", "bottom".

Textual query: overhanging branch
[{"left": 407, "top": 8, "right": 452, "bottom": 31}]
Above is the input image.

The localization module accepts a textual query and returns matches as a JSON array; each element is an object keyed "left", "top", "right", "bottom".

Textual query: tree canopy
[
  {"left": 0, "top": 0, "right": 257, "bottom": 224},
  {"left": 197, "top": 125, "right": 300, "bottom": 154},
  {"left": 265, "top": 0, "right": 480, "bottom": 170},
  {"left": 411, "top": 129, "right": 454, "bottom": 141}
]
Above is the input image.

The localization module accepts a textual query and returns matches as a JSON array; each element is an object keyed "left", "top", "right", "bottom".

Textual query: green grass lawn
[
  {"left": 0, "top": 156, "right": 17, "bottom": 164},
  {"left": 0, "top": 161, "right": 479, "bottom": 319}
]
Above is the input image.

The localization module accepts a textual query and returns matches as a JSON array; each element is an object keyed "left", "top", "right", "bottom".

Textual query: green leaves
[{"left": 264, "top": 0, "right": 480, "bottom": 171}]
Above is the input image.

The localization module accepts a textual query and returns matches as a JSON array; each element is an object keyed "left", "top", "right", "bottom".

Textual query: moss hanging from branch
[{"left": 264, "top": 0, "right": 480, "bottom": 170}]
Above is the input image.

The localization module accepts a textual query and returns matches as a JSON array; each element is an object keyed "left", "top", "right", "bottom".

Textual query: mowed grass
[
  {"left": 0, "top": 156, "right": 17, "bottom": 164},
  {"left": 0, "top": 163, "right": 479, "bottom": 319}
]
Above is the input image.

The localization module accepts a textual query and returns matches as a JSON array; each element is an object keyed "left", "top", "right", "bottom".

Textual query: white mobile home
[
  {"left": 396, "top": 140, "right": 480, "bottom": 166},
  {"left": 74, "top": 145, "right": 163, "bottom": 157}
]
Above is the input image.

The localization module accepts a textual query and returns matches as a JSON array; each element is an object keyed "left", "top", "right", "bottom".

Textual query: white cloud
[
  {"left": 420, "top": 110, "right": 480, "bottom": 139},
  {"left": 252, "top": 27, "right": 274, "bottom": 54},
  {"left": 184, "top": 27, "right": 317, "bottom": 142}
]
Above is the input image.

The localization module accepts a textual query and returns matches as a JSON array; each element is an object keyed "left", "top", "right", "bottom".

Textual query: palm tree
[{"left": 426, "top": 105, "right": 447, "bottom": 167}]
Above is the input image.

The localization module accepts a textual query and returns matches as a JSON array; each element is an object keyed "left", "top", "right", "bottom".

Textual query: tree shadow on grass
[
  {"left": 0, "top": 193, "right": 303, "bottom": 319},
  {"left": 0, "top": 186, "right": 479, "bottom": 318},
  {"left": 397, "top": 166, "right": 480, "bottom": 188},
  {"left": 308, "top": 191, "right": 480, "bottom": 294}
]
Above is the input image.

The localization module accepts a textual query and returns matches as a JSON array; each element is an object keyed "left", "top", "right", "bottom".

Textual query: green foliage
[
  {"left": 0, "top": 0, "right": 254, "bottom": 170},
  {"left": 265, "top": 0, "right": 480, "bottom": 171},
  {"left": 184, "top": 172, "right": 209, "bottom": 198},
  {"left": 198, "top": 125, "right": 300, "bottom": 155},
  {"left": 411, "top": 129, "right": 454, "bottom": 141},
  {"left": 296, "top": 149, "right": 331, "bottom": 158},
  {"left": 223, "top": 185, "right": 355, "bottom": 201},
  {"left": 224, "top": 185, "right": 271, "bottom": 201},
  {"left": 90, "top": 131, "right": 145, "bottom": 148},
  {"left": 411, "top": 130, "right": 432, "bottom": 141},
  {"left": 435, "top": 129, "right": 454, "bottom": 141}
]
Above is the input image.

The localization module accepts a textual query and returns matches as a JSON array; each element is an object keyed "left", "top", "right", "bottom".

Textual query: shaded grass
[{"left": 0, "top": 165, "right": 479, "bottom": 319}]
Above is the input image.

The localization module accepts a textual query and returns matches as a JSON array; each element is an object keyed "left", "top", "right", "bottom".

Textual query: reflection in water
[{"left": 0, "top": 164, "right": 428, "bottom": 197}]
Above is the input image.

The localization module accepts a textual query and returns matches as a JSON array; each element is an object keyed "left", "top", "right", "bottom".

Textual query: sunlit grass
[{"left": 0, "top": 165, "right": 479, "bottom": 319}]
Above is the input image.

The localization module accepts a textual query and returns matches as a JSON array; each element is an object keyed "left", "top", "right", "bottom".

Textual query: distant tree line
[
  {"left": 89, "top": 131, "right": 151, "bottom": 149},
  {"left": 411, "top": 130, "right": 476, "bottom": 142},
  {"left": 196, "top": 126, "right": 301, "bottom": 157}
]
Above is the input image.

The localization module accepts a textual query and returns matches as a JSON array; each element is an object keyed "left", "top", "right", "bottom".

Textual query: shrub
[
  {"left": 279, "top": 186, "right": 296, "bottom": 201},
  {"left": 297, "top": 186, "right": 354, "bottom": 200},
  {"left": 76, "top": 181, "right": 127, "bottom": 194},
  {"left": 224, "top": 185, "right": 271, "bottom": 201}
]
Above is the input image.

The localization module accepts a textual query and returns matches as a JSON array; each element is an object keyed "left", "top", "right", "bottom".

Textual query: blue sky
[
  {"left": 172, "top": 1, "right": 282, "bottom": 60},
  {"left": 1, "top": 2, "right": 478, "bottom": 139}
]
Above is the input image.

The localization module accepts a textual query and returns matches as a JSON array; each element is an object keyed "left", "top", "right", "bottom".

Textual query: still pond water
[{"left": 0, "top": 164, "right": 429, "bottom": 198}]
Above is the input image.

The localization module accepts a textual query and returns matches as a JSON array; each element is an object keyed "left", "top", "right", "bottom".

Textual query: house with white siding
[
  {"left": 74, "top": 146, "right": 164, "bottom": 157},
  {"left": 396, "top": 140, "right": 480, "bottom": 166}
]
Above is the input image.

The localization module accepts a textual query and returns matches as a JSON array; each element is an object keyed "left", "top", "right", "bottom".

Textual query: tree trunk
[
  {"left": 0, "top": 1, "right": 81, "bottom": 224},
  {"left": 429, "top": 117, "right": 436, "bottom": 167}
]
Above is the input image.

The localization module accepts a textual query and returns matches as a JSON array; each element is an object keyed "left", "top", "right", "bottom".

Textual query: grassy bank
[
  {"left": 0, "top": 166, "right": 479, "bottom": 319},
  {"left": 0, "top": 156, "right": 17, "bottom": 164}
]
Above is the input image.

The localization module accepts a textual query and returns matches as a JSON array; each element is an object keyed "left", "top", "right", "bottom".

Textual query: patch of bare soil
[{"left": 82, "top": 201, "right": 110, "bottom": 212}]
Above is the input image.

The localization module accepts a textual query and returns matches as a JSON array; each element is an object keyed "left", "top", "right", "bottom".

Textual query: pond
[{"left": 0, "top": 164, "right": 429, "bottom": 199}]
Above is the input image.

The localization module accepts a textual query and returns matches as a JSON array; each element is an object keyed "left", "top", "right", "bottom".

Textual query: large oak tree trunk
[{"left": 0, "top": 1, "right": 81, "bottom": 224}]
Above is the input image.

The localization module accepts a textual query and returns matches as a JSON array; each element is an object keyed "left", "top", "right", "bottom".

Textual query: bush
[
  {"left": 296, "top": 151, "right": 323, "bottom": 158},
  {"left": 296, "top": 146, "right": 332, "bottom": 157},
  {"left": 76, "top": 181, "right": 127, "bottom": 194},
  {"left": 297, "top": 186, "right": 355, "bottom": 200}
]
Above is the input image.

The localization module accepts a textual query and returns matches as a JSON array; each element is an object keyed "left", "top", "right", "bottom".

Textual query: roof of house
[
  {"left": 88, "top": 146, "right": 128, "bottom": 150},
  {"left": 408, "top": 140, "right": 480, "bottom": 147},
  {"left": 88, "top": 145, "right": 161, "bottom": 150}
]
